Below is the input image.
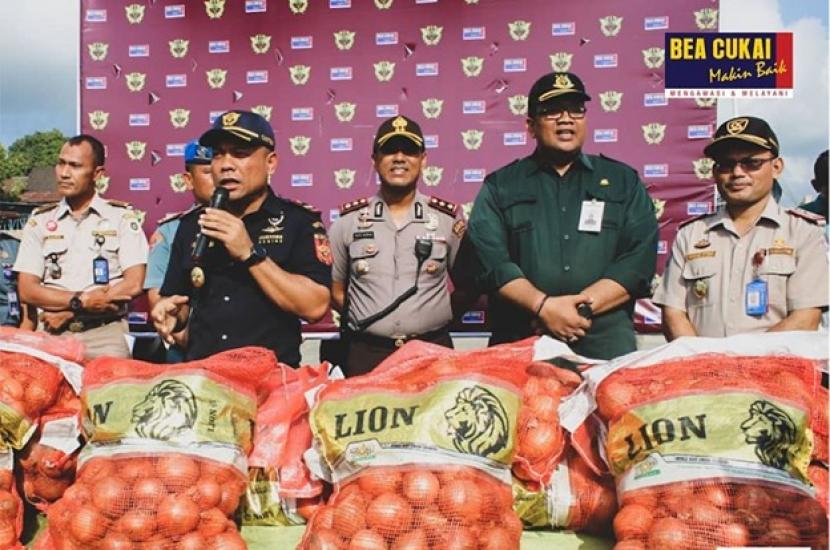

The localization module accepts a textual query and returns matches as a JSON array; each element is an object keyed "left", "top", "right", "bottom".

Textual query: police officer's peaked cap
[
  {"left": 199, "top": 110, "right": 275, "bottom": 151},
  {"left": 373, "top": 115, "right": 425, "bottom": 153},
  {"left": 527, "top": 72, "right": 591, "bottom": 117},
  {"left": 704, "top": 116, "right": 780, "bottom": 158},
  {"left": 184, "top": 140, "right": 213, "bottom": 166}
]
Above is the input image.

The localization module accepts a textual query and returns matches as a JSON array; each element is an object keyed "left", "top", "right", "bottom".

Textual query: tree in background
[{"left": 0, "top": 130, "right": 66, "bottom": 200}]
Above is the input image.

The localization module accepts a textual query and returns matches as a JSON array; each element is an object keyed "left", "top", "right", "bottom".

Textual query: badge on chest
[{"left": 578, "top": 200, "right": 605, "bottom": 233}]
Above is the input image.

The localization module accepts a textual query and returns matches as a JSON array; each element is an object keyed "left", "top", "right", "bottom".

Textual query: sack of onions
[
  {"left": 242, "top": 363, "right": 333, "bottom": 527},
  {"left": 0, "top": 328, "right": 84, "bottom": 452},
  {"left": 298, "top": 342, "right": 529, "bottom": 549},
  {"left": 813, "top": 385, "right": 828, "bottom": 463},
  {"left": 18, "top": 383, "right": 83, "bottom": 509},
  {"left": 42, "top": 347, "right": 280, "bottom": 549},
  {"left": 512, "top": 449, "right": 616, "bottom": 534},
  {"left": 558, "top": 332, "right": 828, "bottom": 550},
  {"left": 808, "top": 463, "right": 828, "bottom": 513},
  {"left": 0, "top": 450, "right": 24, "bottom": 549}
]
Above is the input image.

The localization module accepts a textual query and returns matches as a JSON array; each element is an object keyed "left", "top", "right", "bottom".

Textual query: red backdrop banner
[{"left": 80, "top": 0, "right": 719, "bottom": 331}]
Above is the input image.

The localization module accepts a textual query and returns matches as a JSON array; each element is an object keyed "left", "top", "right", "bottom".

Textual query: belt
[
  {"left": 349, "top": 326, "right": 450, "bottom": 349},
  {"left": 65, "top": 317, "right": 122, "bottom": 333}
]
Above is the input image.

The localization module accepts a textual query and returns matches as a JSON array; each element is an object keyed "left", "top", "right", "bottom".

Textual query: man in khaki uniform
[
  {"left": 15, "top": 135, "right": 148, "bottom": 358},
  {"left": 330, "top": 115, "right": 465, "bottom": 376},
  {"left": 654, "top": 116, "right": 827, "bottom": 339}
]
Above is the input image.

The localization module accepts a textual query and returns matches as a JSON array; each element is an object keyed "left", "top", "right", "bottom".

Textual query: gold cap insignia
[
  {"left": 726, "top": 118, "right": 749, "bottom": 135},
  {"left": 222, "top": 112, "right": 241, "bottom": 127},
  {"left": 554, "top": 74, "right": 574, "bottom": 89},
  {"left": 392, "top": 116, "right": 408, "bottom": 132}
]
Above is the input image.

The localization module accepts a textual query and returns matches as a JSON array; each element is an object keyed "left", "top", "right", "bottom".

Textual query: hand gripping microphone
[{"left": 191, "top": 187, "right": 229, "bottom": 262}]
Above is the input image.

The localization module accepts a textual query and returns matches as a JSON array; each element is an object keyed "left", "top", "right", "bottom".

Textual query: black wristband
[{"left": 534, "top": 295, "right": 550, "bottom": 317}]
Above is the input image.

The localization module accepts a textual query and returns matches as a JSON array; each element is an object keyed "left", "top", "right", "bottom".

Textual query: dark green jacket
[
  {"left": 799, "top": 195, "right": 828, "bottom": 218},
  {"left": 466, "top": 152, "right": 658, "bottom": 359}
]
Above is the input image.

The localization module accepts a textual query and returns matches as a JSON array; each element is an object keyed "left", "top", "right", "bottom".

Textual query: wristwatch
[
  {"left": 243, "top": 244, "right": 268, "bottom": 268},
  {"left": 577, "top": 302, "right": 594, "bottom": 320},
  {"left": 69, "top": 292, "right": 83, "bottom": 313}
]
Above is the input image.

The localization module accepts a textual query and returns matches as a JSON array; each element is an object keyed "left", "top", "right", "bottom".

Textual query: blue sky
[{"left": 0, "top": 0, "right": 827, "bottom": 203}]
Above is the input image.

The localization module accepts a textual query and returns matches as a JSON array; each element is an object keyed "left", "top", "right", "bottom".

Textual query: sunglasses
[
  {"left": 377, "top": 141, "right": 423, "bottom": 157},
  {"left": 713, "top": 156, "right": 777, "bottom": 174},
  {"left": 537, "top": 105, "right": 587, "bottom": 121}
]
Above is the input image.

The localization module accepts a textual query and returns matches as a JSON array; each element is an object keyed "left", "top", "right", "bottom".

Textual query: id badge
[
  {"left": 578, "top": 200, "right": 604, "bottom": 233},
  {"left": 745, "top": 279, "right": 768, "bottom": 316},
  {"left": 93, "top": 256, "right": 109, "bottom": 285}
]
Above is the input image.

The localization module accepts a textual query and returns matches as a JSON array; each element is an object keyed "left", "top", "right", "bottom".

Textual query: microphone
[{"left": 191, "top": 187, "right": 229, "bottom": 262}]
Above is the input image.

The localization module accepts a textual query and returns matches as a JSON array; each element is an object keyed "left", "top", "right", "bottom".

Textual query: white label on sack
[
  {"left": 40, "top": 417, "right": 82, "bottom": 455},
  {"left": 546, "top": 457, "right": 574, "bottom": 527}
]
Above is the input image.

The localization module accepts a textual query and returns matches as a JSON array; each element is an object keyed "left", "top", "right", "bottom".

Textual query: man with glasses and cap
[
  {"left": 653, "top": 116, "right": 828, "bottom": 340},
  {"left": 328, "top": 115, "right": 465, "bottom": 376},
  {"left": 463, "top": 72, "right": 658, "bottom": 360},
  {"left": 143, "top": 140, "right": 214, "bottom": 361},
  {"left": 151, "top": 111, "right": 332, "bottom": 366}
]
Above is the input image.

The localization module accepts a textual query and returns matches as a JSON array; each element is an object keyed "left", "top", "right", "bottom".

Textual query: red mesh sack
[
  {"left": 18, "top": 382, "right": 83, "bottom": 510},
  {"left": 0, "top": 451, "right": 24, "bottom": 549},
  {"left": 813, "top": 385, "right": 828, "bottom": 463},
  {"left": 809, "top": 463, "right": 828, "bottom": 513},
  {"left": 299, "top": 340, "right": 531, "bottom": 549},
  {"left": 578, "top": 338, "right": 828, "bottom": 550},
  {"left": 242, "top": 362, "right": 332, "bottom": 526},
  {"left": 375, "top": 338, "right": 580, "bottom": 485},
  {"left": 43, "top": 347, "right": 279, "bottom": 549},
  {"left": 513, "top": 449, "right": 616, "bottom": 534},
  {"left": 0, "top": 327, "right": 84, "bottom": 363}
]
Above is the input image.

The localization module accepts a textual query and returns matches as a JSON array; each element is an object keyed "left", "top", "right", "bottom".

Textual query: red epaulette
[
  {"left": 339, "top": 197, "right": 370, "bottom": 216},
  {"left": 427, "top": 196, "right": 458, "bottom": 217},
  {"left": 787, "top": 207, "right": 826, "bottom": 225}
]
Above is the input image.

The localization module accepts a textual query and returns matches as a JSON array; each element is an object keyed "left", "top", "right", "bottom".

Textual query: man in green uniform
[{"left": 464, "top": 72, "right": 658, "bottom": 359}]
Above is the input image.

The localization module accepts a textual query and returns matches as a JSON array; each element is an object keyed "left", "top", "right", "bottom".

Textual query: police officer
[
  {"left": 14, "top": 135, "right": 148, "bottom": 358},
  {"left": 653, "top": 116, "right": 828, "bottom": 339},
  {"left": 0, "top": 228, "right": 36, "bottom": 329},
  {"left": 800, "top": 150, "right": 828, "bottom": 218},
  {"left": 463, "top": 72, "right": 658, "bottom": 360},
  {"left": 143, "top": 140, "right": 214, "bottom": 361},
  {"left": 152, "top": 111, "right": 331, "bottom": 366},
  {"left": 329, "top": 115, "right": 465, "bottom": 376}
]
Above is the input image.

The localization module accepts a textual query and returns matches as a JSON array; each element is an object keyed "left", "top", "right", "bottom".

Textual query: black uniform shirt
[{"left": 161, "top": 189, "right": 332, "bottom": 366}]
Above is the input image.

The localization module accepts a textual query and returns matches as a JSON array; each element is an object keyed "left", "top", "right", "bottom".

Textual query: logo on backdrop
[
  {"left": 549, "top": 52, "right": 573, "bottom": 72},
  {"left": 169, "top": 39, "right": 189, "bottom": 58},
  {"left": 421, "top": 99, "right": 443, "bottom": 119},
  {"left": 334, "top": 30, "right": 356, "bottom": 50},
  {"left": 461, "top": 57, "right": 484, "bottom": 77},
  {"left": 374, "top": 61, "right": 395, "bottom": 82},
  {"left": 251, "top": 34, "right": 271, "bottom": 54},
  {"left": 508, "top": 20, "right": 531, "bottom": 41},
  {"left": 290, "top": 65, "right": 311, "bottom": 85},
  {"left": 642, "top": 47, "right": 665, "bottom": 69},
  {"left": 642, "top": 123, "right": 667, "bottom": 145},
  {"left": 126, "top": 72, "right": 146, "bottom": 92},
  {"left": 205, "top": 0, "right": 226, "bottom": 18},
  {"left": 334, "top": 169, "right": 356, "bottom": 189},
  {"left": 665, "top": 32, "right": 793, "bottom": 98},
  {"left": 421, "top": 25, "right": 443, "bottom": 46},
  {"left": 423, "top": 166, "right": 443, "bottom": 187},
  {"left": 169, "top": 109, "right": 191, "bottom": 129},
  {"left": 125, "top": 4, "right": 145, "bottom": 24},
  {"left": 88, "top": 111, "right": 109, "bottom": 130},
  {"left": 508, "top": 95, "right": 528, "bottom": 116},
  {"left": 599, "top": 15, "right": 623, "bottom": 37},
  {"left": 335, "top": 102, "right": 357, "bottom": 122},
  {"left": 252, "top": 105, "right": 273, "bottom": 121},
  {"left": 88, "top": 42, "right": 109, "bottom": 61}
]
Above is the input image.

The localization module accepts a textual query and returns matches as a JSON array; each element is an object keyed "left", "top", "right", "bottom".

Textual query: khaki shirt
[
  {"left": 653, "top": 198, "right": 828, "bottom": 337},
  {"left": 330, "top": 192, "right": 464, "bottom": 338},
  {"left": 14, "top": 194, "right": 149, "bottom": 292}
]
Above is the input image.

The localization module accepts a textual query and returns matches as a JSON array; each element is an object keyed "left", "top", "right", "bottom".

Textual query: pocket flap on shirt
[
  {"left": 682, "top": 258, "right": 717, "bottom": 280},
  {"left": 759, "top": 255, "right": 796, "bottom": 276}
]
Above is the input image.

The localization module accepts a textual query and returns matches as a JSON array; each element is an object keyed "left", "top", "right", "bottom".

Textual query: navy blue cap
[
  {"left": 199, "top": 110, "right": 275, "bottom": 151},
  {"left": 184, "top": 140, "right": 212, "bottom": 166}
]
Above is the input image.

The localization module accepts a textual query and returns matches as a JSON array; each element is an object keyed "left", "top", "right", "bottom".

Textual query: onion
[
  {"left": 24, "top": 380, "right": 51, "bottom": 412},
  {"left": 349, "top": 529, "right": 387, "bottom": 550},
  {"left": 0, "top": 523, "right": 17, "bottom": 548},
  {"left": 438, "top": 479, "right": 481, "bottom": 524},
  {"left": 791, "top": 496, "right": 828, "bottom": 535},
  {"left": 367, "top": 492, "right": 413, "bottom": 537},
  {"left": 518, "top": 422, "right": 562, "bottom": 462},
  {"left": 307, "top": 527, "right": 343, "bottom": 550},
  {"left": 391, "top": 528, "right": 428, "bottom": 550},
  {"left": 596, "top": 379, "right": 638, "bottom": 420},
  {"left": 401, "top": 471, "right": 439, "bottom": 507},
  {"left": 133, "top": 477, "right": 166, "bottom": 510},
  {"left": 333, "top": 493, "right": 368, "bottom": 538},
  {"left": 613, "top": 504, "right": 653, "bottom": 540},
  {"left": 69, "top": 504, "right": 108, "bottom": 544},
  {"left": 358, "top": 468, "right": 402, "bottom": 496},
  {"left": 157, "top": 494, "right": 200, "bottom": 536},
  {"left": 699, "top": 483, "right": 732, "bottom": 509},
  {"left": 0, "top": 491, "right": 18, "bottom": 520},
  {"left": 92, "top": 475, "right": 129, "bottom": 518},
  {"left": 32, "top": 474, "right": 72, "bottom": 502},
  {"left": 119, "top": 459, "right": 154, "bottom": 481},
  {"left": 190, "top": 478, "right": 223, "bottom": 510},
  {"left": 480, "top": 527, "right": 518, "bottom": 550},
  {"left": 440, "top": 527, "right": 477, "bottom": 550},
  {"left": 716, "top": 522, "right": 750, "bottom": 547},
  {"left": 99, "top": 531, "right": 135, "bottom": 550},
  {"left": 179, "top": 532, "right": 208, "bottom": 550},
  {"left": 210, "top": 531, "right": 248, "bottom": 550},
  {"left": 648, "top": 517, "right": 695, "bottom": 548},
  {"left": 0, "top": 471, "right": 12, "bottom": 491},
  {"left": 117, "top": 510, "right": 157, "bottom": 542},
  {"left": 761, "top": 517, "right": 800, "bottom": 546},
  {"left": 156, "top": 455, "right": 200, "bottom": 489},
  {"left": 80, "top": 457, "right": 116, "bottom": 483},
  {"left": 199, "top": 508, "right": 229, "bottom": 537},
  {"left": 217, "top": 482, "right": 243, "bottom": 515},
  {"left": 525, "top": 394, "right": 559, "bottom": 421}
]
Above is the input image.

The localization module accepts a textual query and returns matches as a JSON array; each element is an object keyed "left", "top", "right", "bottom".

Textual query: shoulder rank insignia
[
  {"left": 678, "top": 213, "right": 710, "bottom": 229},
  {"left": 787, "top": 207, "right": 826, "bottom": 225},
  {"left": 290, "top": 198, "right": 320, "bottom": 214},
  {"left": 107, "top": 199, "right": 132, "bottom": 209},
  {"left": 32, "top": 203, "right": 59, "bottom": 215},
  {"left": 428, "top": 196, "right": 458, "bottom": 217},
  {"left": 339, "top": 197, "right": 370, "bottom": 216}
]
